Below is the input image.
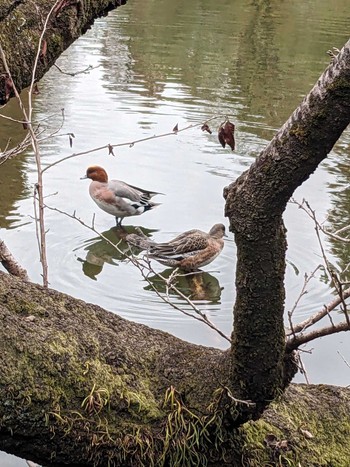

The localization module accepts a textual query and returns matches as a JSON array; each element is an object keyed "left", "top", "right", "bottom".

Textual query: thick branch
[
  {"left": 286, "top": 321, "right": 350, "bottom": 351},
  {"left": 0, "top": 239, "right": 29, "bottom": 280},
  {"left": 0, "top": 271, "right": 231, "bottom": 465},
  {"left": 224, "top": 41, "right": 350, "bottom": 406},
  {"left": 0, "top": 0, "right": 127, "bottom": 104}
]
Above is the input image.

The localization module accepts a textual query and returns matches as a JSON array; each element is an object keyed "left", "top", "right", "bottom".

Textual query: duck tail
[{"left": 126, "top": 233, "right": 154, "bottom": 251}]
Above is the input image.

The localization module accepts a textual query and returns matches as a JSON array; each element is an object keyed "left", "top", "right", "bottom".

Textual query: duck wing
[{"left": 150, "top": 233, "right": 209, "bottom": 260}]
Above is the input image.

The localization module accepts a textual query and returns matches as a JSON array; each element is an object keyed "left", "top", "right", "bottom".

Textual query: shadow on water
[{"left": 77, "top": 225, "right": 158, "bottom": 280}]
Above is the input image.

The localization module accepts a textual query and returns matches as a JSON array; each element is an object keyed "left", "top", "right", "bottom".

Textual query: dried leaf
[
  {"left": 201, "top": 123, "right": 212, "bottom": 134},
  {"left": 33, "top": 83, "right": 40, "bottom": 95},
  {"left": 264, "top": 434, "right": 277, "bottom": 447},
  {"left": 4, "top": 75, "right": 14, "bottom": 101},
  {"left": 41, "top": 39, "right": 47, "bottom": 58},
  {"left": 300, "top": 428, "right": 314, "bottom": 439},
  {"left": 277, "top": 439, "right": 289, "bottom": 450},
  {"left": 108, "top": 144, "right": 115, "bottom": 156},
  {"left": 218, "top": 119, "right": 235, "bottom": 151},
  {"left": 173, "top": 123, "right": 179, "bottom": 133},
  {"left": 22, "top": 122, "right": 29, "bottom": 130},
  {"left": 24, "top": 315, "right": 36, "bottom": 322}
]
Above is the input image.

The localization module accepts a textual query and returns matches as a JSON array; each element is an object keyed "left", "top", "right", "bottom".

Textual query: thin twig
[
  {"left": 287, "top": 266, "right": 321, "bottom": 337},
  {"left": 41, "top": 114, "right": 224, "bottom": 173}
]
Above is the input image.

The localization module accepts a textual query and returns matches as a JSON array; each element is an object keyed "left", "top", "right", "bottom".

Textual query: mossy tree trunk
[
  {"left": 0, "top": 7, "right": 350, "bottom": 466},
  {"left": 0, "top": 0, "right": 127, "bottom": 104}
]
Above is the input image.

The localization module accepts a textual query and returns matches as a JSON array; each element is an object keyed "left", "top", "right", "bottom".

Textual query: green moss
[{"left": 240, "top": 386, "right": 350, "bottom": 466}]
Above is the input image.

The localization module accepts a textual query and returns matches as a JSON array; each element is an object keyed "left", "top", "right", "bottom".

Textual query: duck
[
  {"left": 126, "top": 223, "right": 226, "bottom": 271},
  {"left": 81, "top": 166, "right": 162, "bottom": 226}
]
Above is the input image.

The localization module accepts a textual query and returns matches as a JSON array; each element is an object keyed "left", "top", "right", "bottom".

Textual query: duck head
[{"left": 81, "top": 166, "right": 108, "bottom": 183}]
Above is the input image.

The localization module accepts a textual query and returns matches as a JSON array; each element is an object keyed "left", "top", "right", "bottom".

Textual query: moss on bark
[{"left": 0, "top": 0, "right": 127, "bottom": 104}]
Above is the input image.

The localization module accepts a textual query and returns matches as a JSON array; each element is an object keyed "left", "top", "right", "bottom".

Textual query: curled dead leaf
[
  {"left": 201, "top": 123, "right": 212, "bottom": 134},
  {"left": 218, "top": 119, "right": 235, "bottom": 151},
  {"left": 173, "top": 123, "right": 179, "bottom": 133},
  {"left": 24, "top": 315, "right": 36, "bottom": 322},
  {"left": 108, "top": 144, "right": 115, "bottom": 156}
]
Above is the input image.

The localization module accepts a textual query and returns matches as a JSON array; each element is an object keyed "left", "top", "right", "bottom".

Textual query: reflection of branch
[
  {"left": 0, "top": 240, "right": 29, "bottom": 281},
  {"left": 42, "top": 202, "right": 231, "bottom": 343},
  {"left": 54, "top": 63, "right": 100, "bottom": 77},
  {"left": 41, "top": 114, "right": 225, "bottom": 173}
]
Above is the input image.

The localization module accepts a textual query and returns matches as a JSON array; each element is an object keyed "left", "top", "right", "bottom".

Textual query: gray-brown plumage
[{"left": 126, "top": 223, "right": 226, "bottom": 271}]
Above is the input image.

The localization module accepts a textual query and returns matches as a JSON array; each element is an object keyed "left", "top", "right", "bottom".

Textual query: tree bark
[
  {"left": 0, "top": 0, "right": 127, "bottom": 104},
  {"left": 224, "top": 40, "right": 350, "bottom": 410},
  {"left": 1, "top": 272, "right": 350, "bottom": 466}
]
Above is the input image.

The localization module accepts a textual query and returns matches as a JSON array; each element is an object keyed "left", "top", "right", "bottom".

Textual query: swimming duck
[
  {"left": 126, "top": 223, "right": 226, "bottom": 271},
  {"left": 82, "top": 166, "right": 162, "bottom": 226}
]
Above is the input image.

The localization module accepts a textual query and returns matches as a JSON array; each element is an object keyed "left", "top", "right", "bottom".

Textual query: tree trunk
[
  {"left": 224, "top": 40, "right": 350, "bottom": 410},
  {"left": 0, "top": 0, "right": 127, "bottom": 104}
]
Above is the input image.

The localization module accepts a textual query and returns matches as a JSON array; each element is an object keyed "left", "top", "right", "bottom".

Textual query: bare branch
[
  {"left": 286, "top": 321, "right": 350, "bottom": 351},
  {"left": 287, "top": 266, "right": 322, "bottom": 337},
  {"left": 41, "top": 114, "right": 226, "bottom": 173}
]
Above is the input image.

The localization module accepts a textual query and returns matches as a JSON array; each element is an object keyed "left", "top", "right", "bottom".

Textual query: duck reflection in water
[
  {"left": 78, "top": 225, "right": 157, "bottom": 280},
  {"left": 144, "top": 268, "right": 223, "bottom": 304}
]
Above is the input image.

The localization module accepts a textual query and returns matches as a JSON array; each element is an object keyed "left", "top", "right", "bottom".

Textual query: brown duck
[{"left": 126, "top": 223, "right": 226, "bottom": 271}]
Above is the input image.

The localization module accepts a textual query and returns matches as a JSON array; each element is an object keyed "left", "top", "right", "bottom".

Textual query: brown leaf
[
  {"left": 264, "top": 434, "right": 277, "bottom": 447},
  {"left": 218, "top": 119, "right": 235, "bottom": 151},
  {"left": 172, "top": 123, "right": 179, "bottom": 133},
  {"left": 4, "top": 75, "right": 14, "bottom": 101},
  {"left": 33, "top": 83, "right": 40, "bottom": 95},
  {"left": 41, "top": 40, "right": 47, "bottom": 58},
  {"left": 201, "top": 123, "right": 212, "bottom": 134},
  {"left": 108, "top": 144, "right": 115, "bottom": 156},
  {"left": 277, "top": 439, "right": 289, "bottom": 450}
]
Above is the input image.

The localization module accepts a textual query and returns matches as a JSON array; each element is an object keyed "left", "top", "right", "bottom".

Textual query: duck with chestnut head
[{"left": 82, "top": 165, "right": 162, "bottom": 226}]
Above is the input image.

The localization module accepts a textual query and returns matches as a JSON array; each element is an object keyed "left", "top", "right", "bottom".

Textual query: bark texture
[
  {"left": 1, "top": 272, "right": 350, "bottom": 466},
  {"left": 0, "top": 271, "right": 232, "bottom": 466},
  {"left": 0, "top": 0, "right": 127, "bottom": 104},
  {"left": 224, "top": 41, "right": 350, "bottom": 408}
]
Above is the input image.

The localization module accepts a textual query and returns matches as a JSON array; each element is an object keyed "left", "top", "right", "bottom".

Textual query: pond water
[{"left": 1, "top": 0, "right": 350, "bottom": 464}]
